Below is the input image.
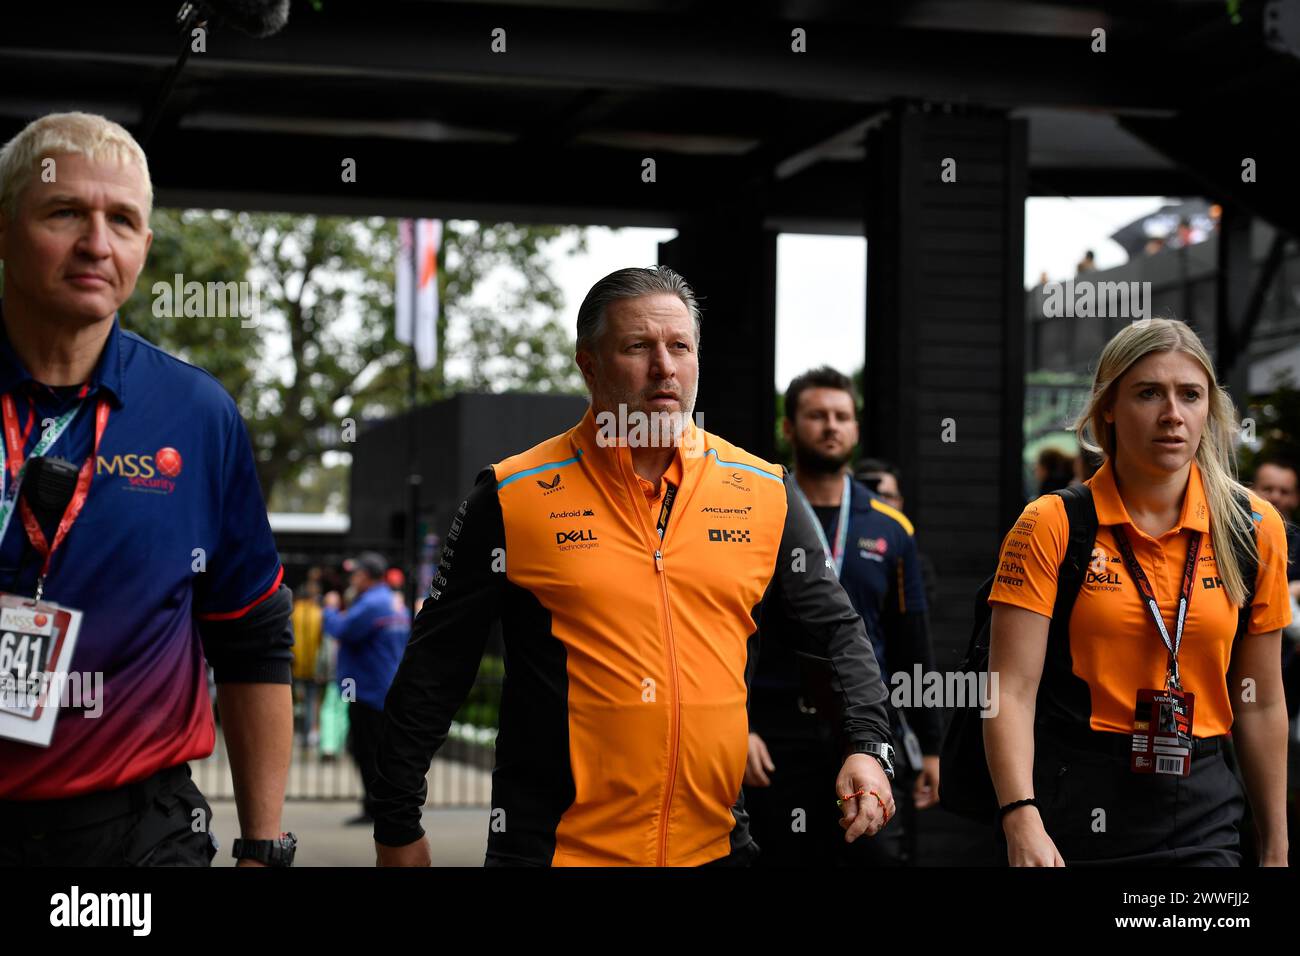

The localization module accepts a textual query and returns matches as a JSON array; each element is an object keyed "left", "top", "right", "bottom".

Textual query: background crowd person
[
  {"left": 324, "top": 552, "right": 411, "bottom": 825},
  {"left": 1249, "top": 455, "right": 1300, "bottom": 866},
  {"left": 291, "top": 575, "right": 326, "bottom": 750},
  {"left": 1034, "top": 446, "right": 1075, "bottom": 496},
  {"left": 857, "top": 457, "right": 940, "bottom": 616},
  {"left": 745, "top": 367, "right": 939, "bottom": 866}
]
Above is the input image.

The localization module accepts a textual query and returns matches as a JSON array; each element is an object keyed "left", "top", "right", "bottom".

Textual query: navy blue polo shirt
[
  {"left": 813, "top": 480, "right": 927, "bottom": 667},
  {"left": 0, "top": 309, "right": 283, "bottom": 799},
  {"left": 752, "top": 478, "right": 927, "bottom": 732}
]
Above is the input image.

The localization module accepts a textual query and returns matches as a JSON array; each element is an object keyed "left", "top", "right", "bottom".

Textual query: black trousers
[
  {"left": 484, "top": 839, "right": 760, "bottom": 867},
  {"left": 743, "top": 732, "right": 907, "bottom": 867},
  {"left": 999, "top": 725, "right": 1245, "bottom": 867},
  {"left": 347, "top": 701, "right": 386, "bottom": 817},
  {"left": 0, "top": 764, "right": 217, "bottom": 867}
]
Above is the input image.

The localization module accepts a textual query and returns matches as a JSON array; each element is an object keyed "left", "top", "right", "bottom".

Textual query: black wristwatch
[
  {"left": 849, "top": 742, "right": 896, "bottom": 780},
  {"left": 232, "top": 832, "right": 297, "bottom": 867}
]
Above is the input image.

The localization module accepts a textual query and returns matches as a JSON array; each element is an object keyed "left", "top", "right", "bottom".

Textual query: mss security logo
[{"left": 96, "top": 446, "right": 183, "bottom": 494}]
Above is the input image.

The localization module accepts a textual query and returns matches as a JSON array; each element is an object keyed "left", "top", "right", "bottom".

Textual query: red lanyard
[
  {"left": 1, "top": 391, "right": 110, "bottom": 587},
  {"left": 1110, "top": 525, "right": 1202, "bottom": 691},
  {"left": 1, "top": 396, "right": 37, "bottom": 483}
]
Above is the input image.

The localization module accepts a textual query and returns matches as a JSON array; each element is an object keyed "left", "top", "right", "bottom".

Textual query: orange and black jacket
[{"left": 371, "top": 407, "right": 891, "bottom": 866}]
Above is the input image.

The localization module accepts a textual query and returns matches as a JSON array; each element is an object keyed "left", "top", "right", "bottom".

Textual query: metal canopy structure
[{"left": 7, "top": 0, "right": 1297, "bottom": 232}]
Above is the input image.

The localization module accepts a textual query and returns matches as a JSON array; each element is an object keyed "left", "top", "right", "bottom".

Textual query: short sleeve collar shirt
[
  {"left": 0, "top": 309, "right": 283, "bottom": 799},
  {"left": 989, "top": 458, "right": 1291, "bottom": 736}
]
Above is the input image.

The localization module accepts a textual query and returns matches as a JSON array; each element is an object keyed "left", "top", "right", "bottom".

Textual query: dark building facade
[{"left": 348, "top": 392, "right": 590, "bottom": 563}]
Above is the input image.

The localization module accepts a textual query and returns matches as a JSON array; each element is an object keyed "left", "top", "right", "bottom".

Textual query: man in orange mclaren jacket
[{"left": 371, "top": 266, "right": 895, "bottom": 866}]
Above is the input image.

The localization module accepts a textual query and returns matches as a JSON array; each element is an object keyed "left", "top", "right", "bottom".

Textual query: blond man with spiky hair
[{"left": 0, "top": 113, "right": 296, "bottom": 868}]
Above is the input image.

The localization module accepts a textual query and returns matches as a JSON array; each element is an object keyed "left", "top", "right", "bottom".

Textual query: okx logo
[
  {"left": 708, "top": 528, "right": 751, "bottom": 544},
  {"left": 96, "top": 446, "right": 183, "bottom": 495}
]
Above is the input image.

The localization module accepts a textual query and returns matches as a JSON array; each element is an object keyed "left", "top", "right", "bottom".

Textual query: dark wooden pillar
[
  {"left": 659, "top": 215, "right": 778, "bottom": 460},
  {"left": 864, "top": 104, "right": 1028, "bottom": 667}
]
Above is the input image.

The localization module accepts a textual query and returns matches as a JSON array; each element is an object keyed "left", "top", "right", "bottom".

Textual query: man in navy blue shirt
[
  {"left": 1250, "top": 456, "right": 1300, "bottom": 867},
  {"left": 324, "top": 551, "right": 410, "bottom": 825},
  {"left": 0, "top": 112, "right": 294, "bottom": 867},
  {"left": 746, "top": 366, "right": 940, "bottom": 866}
]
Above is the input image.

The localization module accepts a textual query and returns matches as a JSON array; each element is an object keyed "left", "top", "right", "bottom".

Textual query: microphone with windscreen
[
  {"left": 196, "top": 0, "right": 291, "bottom": 39},
  {"left": 140, "top": 0, "right": 292, "bottom": 147}
]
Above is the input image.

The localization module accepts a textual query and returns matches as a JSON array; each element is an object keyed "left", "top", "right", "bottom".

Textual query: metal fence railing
[{"left": 193, "top": 673, "right": 500, "bottom": 806}]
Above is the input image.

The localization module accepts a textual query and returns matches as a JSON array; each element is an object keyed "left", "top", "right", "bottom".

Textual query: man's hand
[
  {"left": 323, "top": 591, "right": 342, "bottom": 610},
  {"left": 744, "top": 732, "right": 776, "bottom": 787},
  {"left": 912, "top": 754, "right": 940, "bottom": 809},
  {"left": 236, "top": 859, "right": 267, "bottom": 868},
  {"left": 376, "top": 835, "right": 432, "bottom": 867},
  {"left": 835, "top": 753, "right": 893, "bottom": 842}
]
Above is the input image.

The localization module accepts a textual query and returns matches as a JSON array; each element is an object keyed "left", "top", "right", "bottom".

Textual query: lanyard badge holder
[
  {"left": 797, "top": 473, "right": 853, "bottom": 578},
  {"left": 0, "top": 395, "right": 105, "bottom": 747},
  {"left": 793, "top": 474, "right": 854, "bottom": 716},
  {"left": 1112, "top": 525, "right": 1200, "bottom": 777}
]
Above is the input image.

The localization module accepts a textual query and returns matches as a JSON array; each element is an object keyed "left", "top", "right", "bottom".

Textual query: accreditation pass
[{"left": 0, "top": 592, "right": 83, "bottom": 747}]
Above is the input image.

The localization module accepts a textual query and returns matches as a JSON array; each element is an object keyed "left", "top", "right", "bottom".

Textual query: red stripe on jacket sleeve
[{"left": 198, "top": 565, "right": 285, "bottom": 621}]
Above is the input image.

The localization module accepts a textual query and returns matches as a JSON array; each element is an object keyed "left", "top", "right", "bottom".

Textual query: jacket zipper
[
  {"left": 648, "top": 479, "right": 681, "bottom": 867},
  {"left": 654, "top": 543, "right": 681, "bottom": 867}
]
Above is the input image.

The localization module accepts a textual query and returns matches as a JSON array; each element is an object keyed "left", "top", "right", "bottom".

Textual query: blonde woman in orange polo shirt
[{"left": 986, "top": 319, "right": 1290, "bottom": 866}]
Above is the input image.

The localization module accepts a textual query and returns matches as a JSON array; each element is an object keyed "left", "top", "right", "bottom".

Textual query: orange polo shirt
[
  {"left": 637, "top": 455, "right": 684, "bottom": 518},
  {"left": 989, "top": 459, "right": 1291, "bottom": 736}
]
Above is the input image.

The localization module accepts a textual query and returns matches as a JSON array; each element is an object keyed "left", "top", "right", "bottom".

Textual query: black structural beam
[
  {"left": 863, "top": 102, "right": 1028, "bottom": 660},
  {"left": 658, "top": 212, "right": 778, "bottom": 461},
  {"left": 0, "top": 1, "right": 1243, "bottom": 113}
]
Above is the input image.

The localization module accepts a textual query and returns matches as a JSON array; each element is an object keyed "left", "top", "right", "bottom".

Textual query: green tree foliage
[{"left": 124, "top": 211, "right": 586, "bottom": 503}]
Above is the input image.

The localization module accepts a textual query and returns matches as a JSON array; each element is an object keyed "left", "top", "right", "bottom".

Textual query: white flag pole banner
[
  {"left": 414, "top": 219, "right": 441, "bottom": 371},
  {"left": 395, "top": 218, "right": 415, "bottom": 346}
]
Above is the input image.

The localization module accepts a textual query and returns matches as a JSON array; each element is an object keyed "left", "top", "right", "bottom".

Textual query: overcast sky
[{"left": 544, "top": 197, "right": 1169, "bottom": 390}]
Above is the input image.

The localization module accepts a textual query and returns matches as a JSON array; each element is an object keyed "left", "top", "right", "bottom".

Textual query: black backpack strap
[
  {"left": 1035, "top": 484, "right": 1099, "bottom": 730},
  {"left": 1051, "top": 484, "right": 1098, "bottom": 624}
]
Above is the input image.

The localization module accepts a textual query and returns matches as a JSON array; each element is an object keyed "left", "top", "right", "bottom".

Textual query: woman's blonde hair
[
  {"left": 0, "top": 112, "right": 152, "bottom": 220},
  {"left": 1074, "top": 318, "right": 1258, "bottom": 606}
]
